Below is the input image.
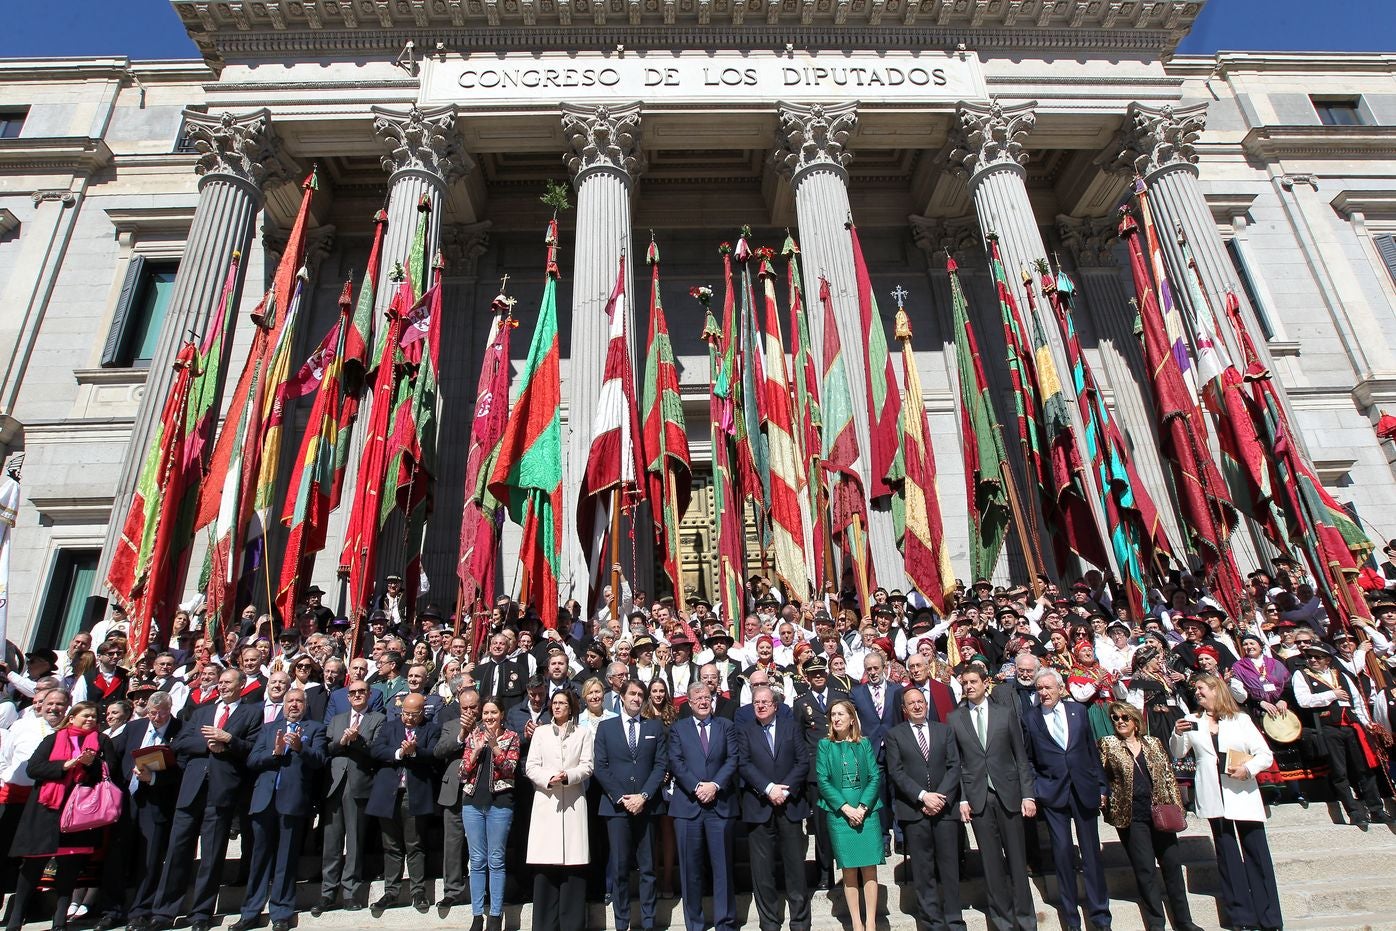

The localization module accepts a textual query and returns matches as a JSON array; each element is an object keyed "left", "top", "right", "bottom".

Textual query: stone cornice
[
  {"left": 0, "top": 137, "right": 113, "bottom": 174},
  {"left": 171, "top": 0, "right": 1203, "bottom": 64},
  {"left": 0, "top": 209, "right": 16, "bottom": 237},
  {"left": 1243, "top": 126, "right": 1396, "bottom": 161},
  {"left": 0, "top": 58, "right": 213, "bottom": 82},
  {"left": 1331, "top": 190, "right": 1396, "bottom": 221}
]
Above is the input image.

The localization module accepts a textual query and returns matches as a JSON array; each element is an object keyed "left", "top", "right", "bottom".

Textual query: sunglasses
[
  {"left": 295, "top": 662, "right": 313, "bottom": 669},
  {"left": 347, "top": 689, "right": 369, "bottom": 695},
  {"left": 1109, "top": 714, "right": 1133, "bottom": 722}
]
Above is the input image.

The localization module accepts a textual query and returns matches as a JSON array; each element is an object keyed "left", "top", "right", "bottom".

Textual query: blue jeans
[{"left": 460, "top": 804, "right": 513, "bottom": 916}]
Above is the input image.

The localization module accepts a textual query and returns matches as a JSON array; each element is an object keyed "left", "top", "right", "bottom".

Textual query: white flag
[{"left": 0, "top": 472, "right": 19, "bottom": 649}]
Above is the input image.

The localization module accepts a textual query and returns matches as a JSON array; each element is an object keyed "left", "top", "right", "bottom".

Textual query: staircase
[{"left": 21, "top": 802, "right": 1396, "bottom": 929}]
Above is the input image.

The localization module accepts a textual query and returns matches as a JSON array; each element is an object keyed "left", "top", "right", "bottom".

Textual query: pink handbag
[{"left": 60, "top": 763, "right": 122, "bottom": 833}]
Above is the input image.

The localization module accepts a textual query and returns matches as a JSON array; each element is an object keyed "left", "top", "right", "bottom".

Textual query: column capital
[
  {"left": 443, "top": 220, "right": 493, "bottom": 279},
  {"left": 1100, "top": 102, "right": 1207, "bottom": 179},
  {"left": 945, "top": 99, "right": 1037, "bottom": 181},
  {"left": 372, "top": 104, "right": 474, "bottom": 188},
  {"left": 909, "top": 215, "right": 984, "bottom": 269},
  {"left": 561, "top": 102, "right": 645, "bottom": 184},
  {"left": 771, "top": 101, "right": 859, "bottom": 185},
  {"left": 1055, "top": 215, "right": 1119, "bottom": 268},
  {"left": 184, "top": 108, "right": 298, "bottom": 196}
]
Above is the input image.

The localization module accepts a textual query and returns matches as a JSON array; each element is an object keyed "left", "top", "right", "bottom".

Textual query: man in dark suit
[
  {"left": 735, "top": 684, "right": 811, "bottom": 931},
  {"left": 678, "top": 664, "right": 738, "bottom": 721},
  {"left": 431, "top": 686, "right": 480, "bottom": 908},
  {"left": 322, "top": 660, "right": 386, "bottom": 724},
  {"left": 668, "top": 682, "right": 739, "bottom": 931},
  {"left": 851, "top": 648, "right": 903, "bottom": 846},
  {"left": 1021, "top": 669, "right": 1112, "bottom": 931},
  {"left": 886, "top": 687, "right": 965, "bottom": 931},
  {"left": 233, "top": 687, "right": 328, "bottom": 931},
  {"left": 904, "top": 652, "right": 958, "bottom": 723},
  {"left": 791, "top": 656, "right": 844, "bottom": 889},
  {"left": 148, "top": 667, "right": 262, "bottom": 931},
  {"left": 317, "top": 678, "right": 385, "bottom": 915},
  {"left": 367, "top": 692, "right": 439, "bottom": 913},
  {"left": 949, "top": 664, "right": 1037, "bottom": 931},
  {"left": 97, "top": 691, "right": 183, "bottom": 931},
  {"left": 594, "top": 679, "right": 668, "bottom": 931},
  {"left": 474, "top": 633, "right": 527, "bottom": 711}
]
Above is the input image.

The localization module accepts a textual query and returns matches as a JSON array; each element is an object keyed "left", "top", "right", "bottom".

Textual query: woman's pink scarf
[{"left": 37, "top": 726, "right": 99, "bottom": 810}]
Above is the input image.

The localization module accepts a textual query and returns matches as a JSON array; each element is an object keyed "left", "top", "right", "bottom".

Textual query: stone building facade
[{"left": 2, "top": 1, "right": 1396, "bottom": 646}]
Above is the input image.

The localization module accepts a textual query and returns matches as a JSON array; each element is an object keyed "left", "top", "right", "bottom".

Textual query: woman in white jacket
[
  {"left": 1171, "top": 673, "right": 1281, "bottom": 931},
  {"left": 524, "top": 690, "right": 596, "bottom": 931}
]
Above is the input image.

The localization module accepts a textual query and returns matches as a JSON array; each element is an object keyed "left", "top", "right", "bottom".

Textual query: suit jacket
[
  {"left": 593, "top": 714, "right": 668, "bottom": 817},
  {"left": 433, "top": 714, "right": 468, "bottom": 807},
  {"left": 851, "top": 680, "right": 904, "bottom": 757},
  {"left": 667, "top": 714, "right": 738, "bottom": 819},
  {"left": 172, "top": 700, "right": 262, "bottom": 810},
  {"left": 902, "top": 679, "right": 957, "bottom": 723},
  {"left": 677, "top": 694, "right": 737, "bottom": 721},
  {"left": 303, "top": 686, "right": 330, "bottom": 725},
  {"left": 792, "top": 685, "right": 849, "bottom": 775},
  {"left": 323, "top": 685, "right": 386, "bottom": 724},
  {"left": 325, "top": 709, "right": 384, "bottom": 800},
  {"left": 1022, "top": 701, "right": 1109, "bottom": 812},
  {"left": 474, "top": 657, "right": 528, "bottom": 709},
  {"left": 734, "top": 714, "right": 810, "bottom": 823},
  {"left": 884, "top": 719, "right": 961, "bottom": 823},
  {"left": 247, "top": 718, "right": 329, "bottom": 816},
  {"left": 366, "top": 717, "right": 441, "bottom": 819},
  {"left": 117, "top": 717, "right": 185, "bottom": 814},
  {"left": 948, "top": 698, "right": 1034, "bottom": 814}
]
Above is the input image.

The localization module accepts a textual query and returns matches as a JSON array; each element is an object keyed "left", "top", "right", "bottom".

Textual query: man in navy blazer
[
  {"left": 735, "top": 684, "right": 812, "bottom": 931},
  {"left": 233, "top": 687, "right": 329, "bottom": 931},
  {"left": 366, "top": 692, "right": 440, "bottom": 913},
  {"left": 149, "top": 667, "right": 262, "bottom": 931},
  {"left": 99, "top": 692, "right": 183, "bottom": 930},
  {"left": 851, "top": 649, "right": 903, "bottom": 840},
  {"left": 1022, "top": 668, "right": 1112, "bottom": 931},
  {"left": 668, "top": 682, "right": 739, "bottom": 931},
  {"left": 594, "top": 678, "right": 668, "bottom": 931}
]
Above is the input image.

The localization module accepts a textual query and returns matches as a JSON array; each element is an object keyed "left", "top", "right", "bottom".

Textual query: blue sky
[{"left": 0, "top": 0, "right": 1392, "bottom": 60}]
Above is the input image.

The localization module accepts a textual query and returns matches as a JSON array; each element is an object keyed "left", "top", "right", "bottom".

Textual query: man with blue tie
[
  {"left": 594, "top": 679, "right": 668, "bottom": 931},
  {"left": 232, "top": 687, "right": 328, "bottom": 931},
  {"left": 99, "top": 691, "right": 183, "bottom": 931},
  {"left": 367, "top": 693, "right": 440, "bottom": 914},
  {"left": 1022, "top": 668, "right": 1112, "bottom": 931},
  {"left": 736, "top": 685, "right": 811, "bottom": 931},
  {"left": 668, "top": 683, "right": 739, "bottom": 931}
]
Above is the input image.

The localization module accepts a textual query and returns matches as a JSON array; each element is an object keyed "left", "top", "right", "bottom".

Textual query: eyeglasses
[
  {"left": 1109, "top": 714, "right": 1133, "bottom": 722},
  {"left": 1295, "top": 639, "right": 1314, "bottom": 646},
  {"left": 295, "top": 662, "right": 313, "bottom": 669},
  {"left": 102, "top": 650, "right": 122, "bottom": 657},
  {"left": 347, "top": 689, "right": 369, "bottom": 695}
]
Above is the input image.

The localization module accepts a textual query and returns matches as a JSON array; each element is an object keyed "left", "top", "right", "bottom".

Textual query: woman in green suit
[{"left": 816, "top": 698, "right": 884, "bottom": 931}]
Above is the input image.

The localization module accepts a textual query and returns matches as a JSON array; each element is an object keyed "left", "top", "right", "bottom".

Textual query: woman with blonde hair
[
  {"left": 1172, "top": 673, "right": 1279, "bottom": 931},
  {"left": 816, "top": 699, "right": 883, "bottom": 931},
  {"left": 1099, "top": 701, "right": 1203, "bottom": 931}
]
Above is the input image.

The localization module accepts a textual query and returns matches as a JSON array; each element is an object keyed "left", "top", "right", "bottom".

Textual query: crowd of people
[{"left": 0, "top": 555, "right": 1392, "bottom": 931}]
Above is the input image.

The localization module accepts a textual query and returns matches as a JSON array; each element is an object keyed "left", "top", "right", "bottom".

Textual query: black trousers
[
  {"left": 901, "top": 816, "right": 965, "bottom": 931},
  {"left": 1323, "top": 724, "right": 1383, "bottom": 818},
  {"left": 745, "top": 814, "right": 811, "bottom": 931},
  {"left": 114, "top": 798, "right": 174, "bottom": 921},
  {"left": 532, "top": 865, "right": 587, "bottom": 931},
  {"left": 379, "top": 791, "right": 429, "bottom": 899},
  {"left": 1116, "top": 819, "right": 1196, "bottom": 931},
  {"left": 969, "top": 792, "right": 1034, "bottom": 931},
  {"left": 152, "top": 794, "right": 238, "bottom": 922},
  {"left": 4, "top": 855, "right": 81, "bottom": 931},
  {"left": 1209, "top": 817, "right": 1282, "bottom": 931},
  {"left": 807, "top": 785, "right": 835, "bottom": 887}
]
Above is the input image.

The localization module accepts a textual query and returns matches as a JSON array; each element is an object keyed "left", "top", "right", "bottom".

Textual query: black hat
[
  {"left": 995, "top": 605, "right": 1019, "bottom": 619},
  {"left": 1302, "top": 642, "right": 1335, "bottom": 658},
  {"left": 1331, "top": 630, "right": 1355, "bottom": 643},
  {"left": 704, "top": 630, "right": 734, "bottom": 647},
  {"left": 545, "top": 641, "right": 567, "bottom": 655},
  {"left": 277, "top": 631, "right": 300, "bottom": 644},
  {"left": 871, "top": 604, "right": 895, "bottom": 618},
  {"left": 1272, "top": 555, "right": 1300, "bottom": 568},
  {"left": 385, "top": 574, "right": 404, "bottom": 584},
  {"left": 911, "top": 616, "right": 934, "bottom": 633},
  {"left": 25, "top": 648, "right": 58, "bottom": 667},
  {"left": 127, "top": 681, "right": 158, "bottom": 698},
  {"left": 418, "top": 604, "right": 444, "bottom": 621},
  {"left": 1177, "top": 615, "right": 1208, "bottom": 631},
  {"left": 687, "top": 596, "right": 712, "bottom": 610},
  {"left": 304, "top": 585, "right": 325, "bottom": 597},
  {"left": 973, "top": 578, "right": 993, "bottom": 589},
  {"left": 584, "top": 641, "right": 608, "bottom": 658},
  {"left": 756, "top": 594, "right": 779, "bottom": 607},
  {"left": 804, "top": 656, "right": 829, "bottom": 675},
  {"left": 888, "top": 589, "right": 907, "bottom": 603},
  {"left": 368, "top": 610, "right": 389, "bottom": 624}
]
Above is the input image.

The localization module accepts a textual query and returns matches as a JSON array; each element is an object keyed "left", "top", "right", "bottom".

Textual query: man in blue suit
[
  {"left": 367, "top": 693, "right": 440, "bottom": 914},
  {"left": 735, "top": 685, "right": 811, "bottom": 931},
  {"left": 594, "top": 678, "right": 668, "bottom": 931},
  {"left": 1022, "top": 668, "right": 1112, "bottom": 931},
  {"left": 149, "top": 667, "right": 262, "bottom": 931},
  {"left": 668, "top": 682, "right": 739, "bottom": 931},
  {"left": 851, "top": 649, "right": 903, "bottom": 844},
  {"left": 232, "top": 686, "right": 329, "bottom": 931}
]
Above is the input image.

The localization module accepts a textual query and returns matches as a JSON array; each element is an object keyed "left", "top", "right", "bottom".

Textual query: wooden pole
[
  {"left": 610, "top": 485, "right": 623, "bottom": 625},
  {"left": 996, "top": 427, "right": 1044, "bottom": 596},
  {"left": 850, "top": 513, "right": 873, "bottom": 621}
]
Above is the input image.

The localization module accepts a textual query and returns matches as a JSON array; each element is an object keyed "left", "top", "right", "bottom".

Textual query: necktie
[
  {"left": 1050, "top": 708, "right": 1068, "bottom": 748},
  {"left": 351, "top": 711, "right": 361, "bottom": 731},
  {"left": 130, "top": 725, "right": 159, "bottom": 793},
  {"left": 216, "top": 704, "right": 230, "bottom": 730},
  {"left": 765, "top": 723, "right": 776, "bottom": 755},
  {"left": 628, "top": 718, "right": 639, "bottom": 753},
  {"left": 975, "top": 703, "right": 987, "bottom": 748},
  {"left": 816, "top": 692, "right": 826, "bottom": 712},
  {"left": 917, "top": 724, "right": 930, "bottom": 761},
  {"left": 699, "top": 719, "right": 709, "bottom": 755},
  {"left": 873, "top": 685, "right": 883, "bottom": 717}
]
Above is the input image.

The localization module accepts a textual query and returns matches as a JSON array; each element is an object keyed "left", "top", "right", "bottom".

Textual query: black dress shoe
[
  {"left": 190, "top": 921, "right": 211, "bottom": 931},
  {"left": 343, "top": 903, "right": 363, "bottom": 912},
  {"left": 372, "top": 895, "right": 395, "bottom": 911},
  {"left": 412, "top": 893, "right": 430, "bottom": 913},
  {"left": 227, "top": 918, "right": 256, "bottom": 931},
  {"left": 1356, "top": 817, "right": 1371, "bottom": 831},
  {"left": 435, "top": 896, "right": 458, "bottom": 909},
  {"left": 271, "top": 922, "right": 290, "bottom": 931},
  {"left": 311, "top": 898, "right": 335, "bottom": 918},
  {"left": 94, "top": 915, "right": 123, "bottom": 931}
]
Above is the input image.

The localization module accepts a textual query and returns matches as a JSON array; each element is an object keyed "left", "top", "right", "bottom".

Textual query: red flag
[
  {"left": 848, "top": 222, "right": 904, "bottom": 499},
  {"left": 642, "top": 243, "right": 692, "bottom": 600}
]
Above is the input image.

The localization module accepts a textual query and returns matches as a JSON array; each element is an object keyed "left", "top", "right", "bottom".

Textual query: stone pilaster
[
  {"left": 99, "top": 109, "right": 295, "bottom": 588},
  {"left": 770, "top": 100, "right": 899, "bottom": 590},
  {"left": 562, "top": 102, "right": 643, "bottom": 599}
]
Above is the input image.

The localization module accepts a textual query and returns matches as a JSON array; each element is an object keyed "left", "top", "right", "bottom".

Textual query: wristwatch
[{"left": 641, "top": 792, "right": 650, "bottom": 801}]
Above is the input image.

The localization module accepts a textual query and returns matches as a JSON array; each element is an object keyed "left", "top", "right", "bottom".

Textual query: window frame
[
  {"left": 0, "top": 107, "right": 26, "bottom": 139},
  {"left": 100, "top": 255, "right": 180, "bottom": 369},
  {"left": 1311, "top": 96, "right": 1368, "bottom": 127}
]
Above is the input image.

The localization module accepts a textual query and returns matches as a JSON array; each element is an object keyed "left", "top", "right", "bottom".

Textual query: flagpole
[
  {"left": 850, "top": 513, "right": 872, "bottom": 621},
  {"left": 610, "top": 486, "right": 623, "bottom": 625},
  {"left": 997, "top": 428, "right": 1045, "bottom": 595}
]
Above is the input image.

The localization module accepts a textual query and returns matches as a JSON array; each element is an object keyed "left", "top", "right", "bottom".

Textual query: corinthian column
[
  {"left": 771, "top": 100, "right": 899, "bottom": 588},
  {"left": 561, "top": 102, "right": 642, "bottom": 598},
  {"left": 99, "top": 108, "right": 295, "bottom": 583}
]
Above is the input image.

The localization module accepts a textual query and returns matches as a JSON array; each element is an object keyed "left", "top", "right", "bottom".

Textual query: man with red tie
[{"left": 147, "top": 667, "right": 262, "bottom": 931}]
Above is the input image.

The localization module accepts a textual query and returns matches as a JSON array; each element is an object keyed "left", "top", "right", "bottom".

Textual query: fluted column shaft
[
  {"left": 562, "top": 103, "right": 641, "bottom": 600},
  {"left": 775, "top": 101, "right": 900, "bottom": 589},
  {"left": 98, "top": 110, "right": 288, "bottom": 588}
]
